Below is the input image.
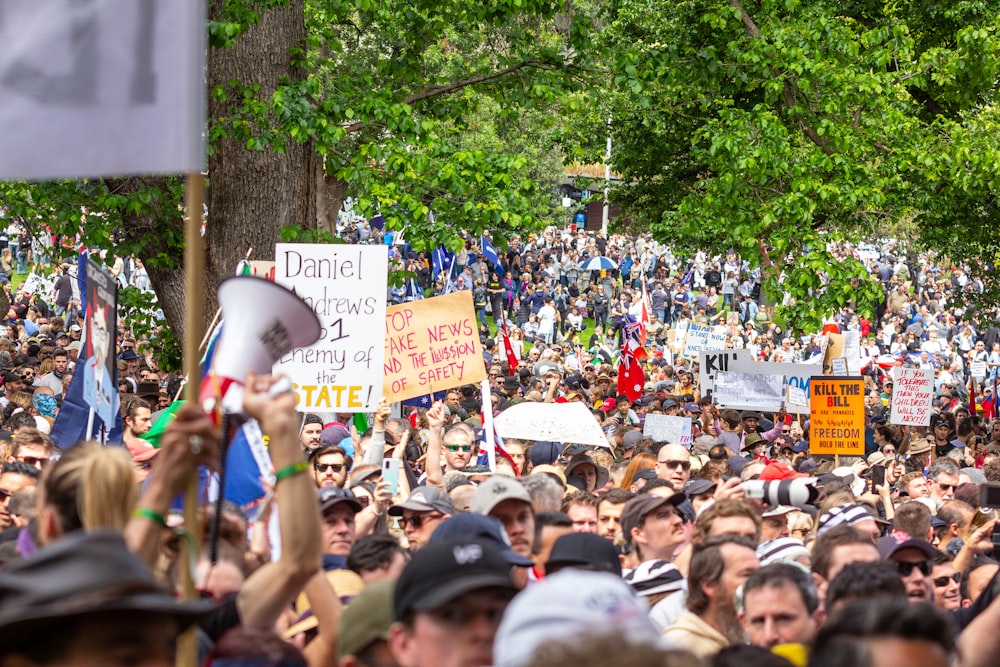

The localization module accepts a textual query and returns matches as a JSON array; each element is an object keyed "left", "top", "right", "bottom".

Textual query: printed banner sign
[
  {"left": 0, "top": 0, "right": 205, "bottom": 179},
  {"left": 80, "top": 259, "right": 118, "bottom": 426},
  {"left": 643, "top": 414, "right": 692, "bottom": 446},
  {"left": 383, "top": 291, "right": 487, "bottom": 402},
  {"left": 273, "top": 244, "right": 387, "bottom": 412},
  {"left": 890, "top": 367, "right": 934, "bottom": 427},
  {"left": 699, "top": 349, "right": 751, "bottom": 396},
  {"left": 809, "top": 376, "right": 865, "bottom": 456},
  {"left": 713, "top": 371, "right": 785, "bottom": 412}
]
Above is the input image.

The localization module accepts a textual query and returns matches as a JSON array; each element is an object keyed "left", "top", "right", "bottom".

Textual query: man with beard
[{"left": 662, "top": 535, "right": 761, "bottom": 658}]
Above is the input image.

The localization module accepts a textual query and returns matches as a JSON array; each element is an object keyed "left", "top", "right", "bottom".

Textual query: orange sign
[
  {"left": 808, "top": 377, "right": 865, "bottom": 456},
  {"left": 383, "top": 291, "right": 487, "bottom": 402}
]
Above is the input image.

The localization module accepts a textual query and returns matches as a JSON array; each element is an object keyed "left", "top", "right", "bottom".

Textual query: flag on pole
[
  {"left": 617, "top": 346, "right": 645, "bottom": 402},
  {"left": 441, "top": 255, "right": 458, "bottom": 294},
  {"left": 622, "top": 315, "right": 648, "bottom": 360},
  {"left": 369, "top": 213, "right": 385, "bottom": 231},
  {"left": 640, "top": 277, "right": 651, "bottom": 346},
  {"left": 481, "top": 235, "right": 504, "bottom": 274},
  {"left": 432, "top": 245, "right": 455, "bottom": 281},
  {"left": 969, "top": 377, "right": 978, "bottom": 417},
  {"left": 477, "top": 379, "right": 518, "bottom": 474},
  {"left": 404, "top": 278, "right": 424, "bottom": 301},
  {"left": 500, "top": 314, "right": 519, "bottom": 375}
]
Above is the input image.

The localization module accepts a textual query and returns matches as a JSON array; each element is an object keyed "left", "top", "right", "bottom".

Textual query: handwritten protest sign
[
  {"left": 0, "top": 1, "right": 205, "bottom": 180},
  {"left": 683, "top": 324, "right": 728, "bottom": 358},
  {"left": 643, "top": 414, "right": 692, "bottom": 446},
  {"left": 383, "top": 291, "right": 487, "bottom": 402},
  {"left": 713, "top": 371, "right": 785, "bottom": 412},
  {"left": 832, "top": 358, "right": 848, "bottom": 376},
  {"left": 787, "top": 385, "right": 807, "bottom": 407},
  {"left": 810, "top": 377, "right": 865, "bottom": 455},
  {"left": 890, "top": 367, "right": 934, "bottom": 426},
  {"left": 730, "top": 360, "right": 816, "bottom": 415},
  {"left": 971, "top": 362, "right": 988, "bottom": 379},
  {"left": 699, "top": 350, "right": 751, "bottom": 397},
  {"left": 273, "top": 244, "right": 387, "bottom": 412}
]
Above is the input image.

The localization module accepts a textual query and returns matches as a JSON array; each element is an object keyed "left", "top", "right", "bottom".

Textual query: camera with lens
[{"left": 741, "top": 478, "right": 819, "bottom": 509}]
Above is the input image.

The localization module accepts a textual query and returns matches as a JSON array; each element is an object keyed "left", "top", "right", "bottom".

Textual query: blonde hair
[{"left": 40, "top": 441, "right": 138, "bottom": 542}]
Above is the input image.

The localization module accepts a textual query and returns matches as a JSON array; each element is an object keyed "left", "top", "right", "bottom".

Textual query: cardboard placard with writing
[
  {"left": 272, "top": 243, "right": 388, "bottom": 412},
  {"left": 383, "top": 291, "right": 487, "bottom": 402},
  {"left": 822, "top": 333, "right": 845, "bottom": 375},
  {"left": 643, "top": 414, "right": 693, "bottom": 446},
  {"left": 699, "top": 349, "right": 751, "bottom": 397},
  {"left": 683, "top": 324, "right": 728, "bottom": 358},
  {"left": 809, "top": 376, "right": 865, "bottom": 456},
  {"left": 729, "top": 360, "right": 816, "bottom": 415},
  {"left": 889, "top": 367, "right": 934, "bottom": 426},
  {"left": 713, "top": 371, "right": 785, "bottom": 412}
]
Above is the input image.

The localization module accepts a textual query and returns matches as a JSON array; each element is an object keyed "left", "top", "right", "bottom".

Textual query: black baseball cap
[
  {"left": 545, "top": 532, "right": 622, "bottom": 576},
  {"left": 317, "top": 486, "right": 363, "bottom": 514},
  {"left": 393, "top": 537, "right": 517, "bottom": 620}
]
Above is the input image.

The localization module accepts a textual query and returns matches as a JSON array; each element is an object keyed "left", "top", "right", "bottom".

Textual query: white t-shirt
[{"left": 537, "top": 305, "right": 557, "bottom": 335}]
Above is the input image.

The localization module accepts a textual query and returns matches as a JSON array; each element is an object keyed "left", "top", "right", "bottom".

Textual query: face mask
[{"left": 33, "top": 393, "right": 58, "bottom": 418}]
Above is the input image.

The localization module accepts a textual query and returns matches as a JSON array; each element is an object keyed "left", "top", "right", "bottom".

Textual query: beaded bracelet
[{"left": 274, "top": 460, "right": 310, "bottom": 482}]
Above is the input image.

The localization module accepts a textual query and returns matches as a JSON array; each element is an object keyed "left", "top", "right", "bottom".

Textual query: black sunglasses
[
  {"left": 314, "top": 463, "right": 346, "bottom": 474},
  {"left": 894, "top": 560, "right": 932, "bottom": 578},
  {"left": 933, "top": 572, "right": 961, "bottom": 587},
  {"left": 398, "top": 513, "right": 443, "bottom": 529}
]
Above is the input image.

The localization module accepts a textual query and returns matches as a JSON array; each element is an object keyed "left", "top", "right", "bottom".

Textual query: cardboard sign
[
  {"left": 730, "top": 360, "right": 818, "bottom": 415},
  {"left": 0, "top": 1, "right": 205, "bottom": 179},
  {"left": 683, "top": 324, "right": 728, "bottom": 358},
  {"left": 713, "top": 371, "right": 785, "bottom": 412},
  {"left": 699, "top": 349, "right": 751, "bottom": 396},
  {"left": 809, "top": 376, "right": 865, "bottom": 456},
  {"left": 383, "top": 291, "right": 487, "bottom": 402},
  {"left": 832, "top": 358, "right": 848, "bottom": 376},
  {"left": 971, "top": 362, "right": 988, "bottom": 378},
  {"left": 822, "top": 333, "right": 845, "bottom": 375},
  {"left": 890, "top": 367, "right": 934, "bottom": 426},
  {"left": 273, "top": 243, "right": 388, "bottom": 412},
  {"left": 643, "top": 414, "right": 693, "bottom": 446}
]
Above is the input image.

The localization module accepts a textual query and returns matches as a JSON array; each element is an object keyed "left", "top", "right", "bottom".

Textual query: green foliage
[
  {"left": 587, "top": 0, "right": 1000, "bottom": 330},
  {"left": 118, "top": 286, "right": 182, "bottom": 371}
]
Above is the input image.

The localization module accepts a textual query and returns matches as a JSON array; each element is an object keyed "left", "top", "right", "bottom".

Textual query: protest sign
[
  {"left": 699, "top": 349, "right": 751, "bottom": 396},
  {"left": 890, "top": 367, "right": 934, "bottom": 426},
  {"left": 494, "top": 401, "right": 610, "bottom": 447},
  {"left": 671, "top": 320, "right": 688, "bottom": 354},
  {"left": 713, "top": 371, "right": 785, "bottom": 412},
  {"left": 809, "top": 376, "right": 865, "bottom": 456},
  {"left": 683, "top": 324, "right": 728, "bottom": 358},
  {"left": 787, "top": 385, "right": 807, "bottom": 407},
  {"left": 0, "top": 1, "right": 205, "bottom": 180},
  {"left": 842, "top": 330, "right": 863, "bottom": 374},
  {"left": 823, "top": 333, "right": 845, "bottom": 375},
  {"left": 643, "top": 414, "right": 692, "bottom": 446},
  {"left": 730, "top": 360, "right": 817, "bottom": 415},
  {"left": 832, "top": 358, "right": 848, "bottom": 377},
  {"left": 383, "top": 291, "right": 487, "bottom": 402},
  {"left": 971, "top": 362, "right": 988, "bottom": 379},
  {"left": 80, "top": 259, "right": 118, "bottom": 427},
  {"left": 272, "top": 244, "right": 387, "bottom": 412}
]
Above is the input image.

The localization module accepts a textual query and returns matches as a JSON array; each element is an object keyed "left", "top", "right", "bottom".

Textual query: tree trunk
[
  {"left": 317, "top": 172, "right": 347, "bottom": 234},
  {"left": 205, "top": 0, "right": 316, "bottom": 312}
]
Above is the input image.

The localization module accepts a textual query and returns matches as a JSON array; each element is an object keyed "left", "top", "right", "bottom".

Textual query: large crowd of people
[{"left": 0, "top": 221, "right": 998, "bottom": 667}]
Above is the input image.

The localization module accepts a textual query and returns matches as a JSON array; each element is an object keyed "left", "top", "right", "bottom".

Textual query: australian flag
[
  {"left": 432, "top": 245, "right": 456, "bottom": 282},
  {"left": 481, "top": 235, "right": 504, "bottom": 274},
  {"left": 369, "top": 213, "right": 385, "bottom": 231},
  {"left": 403, "top": 390, "right": 447, "bottom": 409}
]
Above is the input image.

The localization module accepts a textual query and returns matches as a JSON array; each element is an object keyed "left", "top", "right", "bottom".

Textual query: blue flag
[
  {"left": 432, "top": 245, "right": 456, "bottom": 281},
  {"left": 369, "top": 213, "right": 385, "bottom": 231},
  {"left": 405, "top": 278, "right": 424, "bottom": 301},
  {"left": 402, "top": 390, "right": 447, "bottom": 409},
  {"left": 481, "top": 235, "right": 503, "bottom": 274}
]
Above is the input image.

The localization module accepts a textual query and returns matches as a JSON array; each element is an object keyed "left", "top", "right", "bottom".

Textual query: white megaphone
[{"left": 200, "top": 275, "right": 321, "bottom": 417}]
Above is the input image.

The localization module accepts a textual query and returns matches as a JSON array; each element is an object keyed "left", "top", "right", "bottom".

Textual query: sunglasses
[
  {"left": 314, "top": 463, "right": 346, "bottom": 474},
  {"left": 657, "top": 459, "right": 691, "bottom": 471},
  {"left": 933, "top": 572, "right": 961, "bottom": 587},
  {"left": 447, "top": 445, "right": 473, "bottom": 452},
  {"left": 0, "top": 488, "right": 12, "bottom": 500},
  {"left": 883, "top": 448, "right": 896, "bottom": 455},
  {"left": 935, "top": 482, "right": 956, "bottom": 492},
  {"left": 18, "top": 456, "right": 48, "bottom": 468},
  {"left": 894, "top": 560, "right": 932, "bottom": 578},
  {"left": 398, "top": 513, "right": 443, "bottom": 529}
]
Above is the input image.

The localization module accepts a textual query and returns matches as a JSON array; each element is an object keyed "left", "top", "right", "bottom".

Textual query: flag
[
  {"left": 139, "top": 400, "right": 184, "bottom": 448},
  {"left": 403, "top": 390, "right": 447, "bottom": 409},
  {"left": 481, "top": 235, "right": 503, "bottom": 274},
  {"left": 220, "top": 419, "right": 275, "bottom": 515},
  {"left": 476, "top": 379, "right": 518, "bottom": 474},
  {"left": 640, "top": 278, "right": 651, "bottom": 346},
  {"left": 404, "top": 278, "right": 424, "bottom": 301},
  {"left": 432, "top": 245, "right": 455, "bottom": 281},
  {"left": 969, "top": 376, "right": 978, "bottom": 417},
  {"left": 441, "top": 255, "right": 458, "bottom": 294},
  {"left": 353, "top": 412, "right": 369, "bottom": 434},
  {"left": 617, "top": 346, "right": 645, "bottom": 402},
  {"left": 369, "top": 213, "right": 385, "bottom": 231},
  {"left": 681, "top": 262, "right": 695, "bottom": 286},
  {"left": 500, "top": 315, "right": 519, "bottom": 375},
  {"left": 50, "top": 360, "right": 124, "bottom": 447},
  {"left": 622, "top": 315, "right": 648, "bottom": 360}
]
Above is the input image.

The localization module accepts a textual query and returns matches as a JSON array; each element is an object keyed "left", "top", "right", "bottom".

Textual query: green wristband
[
  {"left": 274, "top": 460, "right": 310, "bottom": 482},
  {"left": 133, "top": 507, "right": 168, "bottom": 529}
]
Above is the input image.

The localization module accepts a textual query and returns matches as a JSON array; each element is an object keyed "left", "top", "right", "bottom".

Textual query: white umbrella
[
  {"left": 494, "top": 401, "right": 611, "bottom": 447},
  {"left": 579, "top": 256, "right": 617, "bottom": 271}
]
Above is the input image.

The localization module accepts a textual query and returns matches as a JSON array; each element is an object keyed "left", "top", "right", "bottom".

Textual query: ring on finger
[{"left": 190, "top": 434, "right": 204, "bottom": 455}]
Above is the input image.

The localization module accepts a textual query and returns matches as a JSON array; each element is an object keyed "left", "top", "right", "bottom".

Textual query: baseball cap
[
  {"left": 317, "top": 486, "right": 363, "bottom": 514},
  {"left": 684, "top": 478, "right": 717, "bottom": 497},
  {"left": 470, "top": 475, "right": 532, "bottom": 516},
  {"left": 493, "top": 570, "right": 660, "bottom": 667},
  {"left": 623, "top": 559, "right": 685, "bottom": 597},
  {"left": 544, "top": 532, "right": 622, "bottom": 576},
  {"left": 388, "top": 485, "right": 456, "bottom": 517},
  {"left": 620, "top": 492, "right": 686, "bottom": 542},
  {"left": 877, "top": 532, "right": 938, "bottom": 560},
  {"left": 336, "top": 580, "right": 395, "bottom": 660},
  {"left": 529, "top": 441, "right": 561, "bottom": 466},
  {"left": 816, "top": 504, "right": 873, "bottom": 537},
  {"left": 393, "top": 537, "right": 517, "bottom": 621},
  {"left": 430, "top": 514, "right": 534, "bottom": 567},
  {"left": 319, "top": 424, "right": 351, "bottom": 446},
  {"left": 759, "top": 461, "right": 807, "bottom": 481},
  {"left": 756, "top": 537, "right": 811, "bottom": 566},
  {"left": 762, "top": 505, "right": 797, "bottom": 519}
]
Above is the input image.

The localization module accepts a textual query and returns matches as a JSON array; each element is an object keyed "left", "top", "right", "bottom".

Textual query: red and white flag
[{"left": 617, "top": 346, "right": 645, "bottom": 402}]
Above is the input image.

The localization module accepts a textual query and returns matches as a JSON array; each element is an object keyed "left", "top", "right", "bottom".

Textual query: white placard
[
  {"left": 0, "top": 0, "right": 205, "bottom": 180},
  {"left": 683, "top": 323, "right": 728, "bottom": 358},
  {"left": 890, "top": 367, "right": 934, "bottom": 426},
  {"left": 787, "top": 385, "right": 807, "bottom": 406},
  {"left": 494, "top": 401, "right": 612, "bottom": 447},
  {"left": 832, "top": 358, "right": 848, "bottom": 376},
  {"left": 699, "top": 349, "right": 751, "bottom": 396},
  {"left": 730, "top": 360, "right": 818, "bottom": 415},
  {"left": 643, "top": 414, "right": 692, "bottom": 446},
  {"left": 713, "top": 371, "right": 786, "bottom": 412},
  {"left": 273, "top": 243, "right": 387, "bottom": 412},
  {"left": 971, "top": 362, "right": 988, "bottom": 378}
]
